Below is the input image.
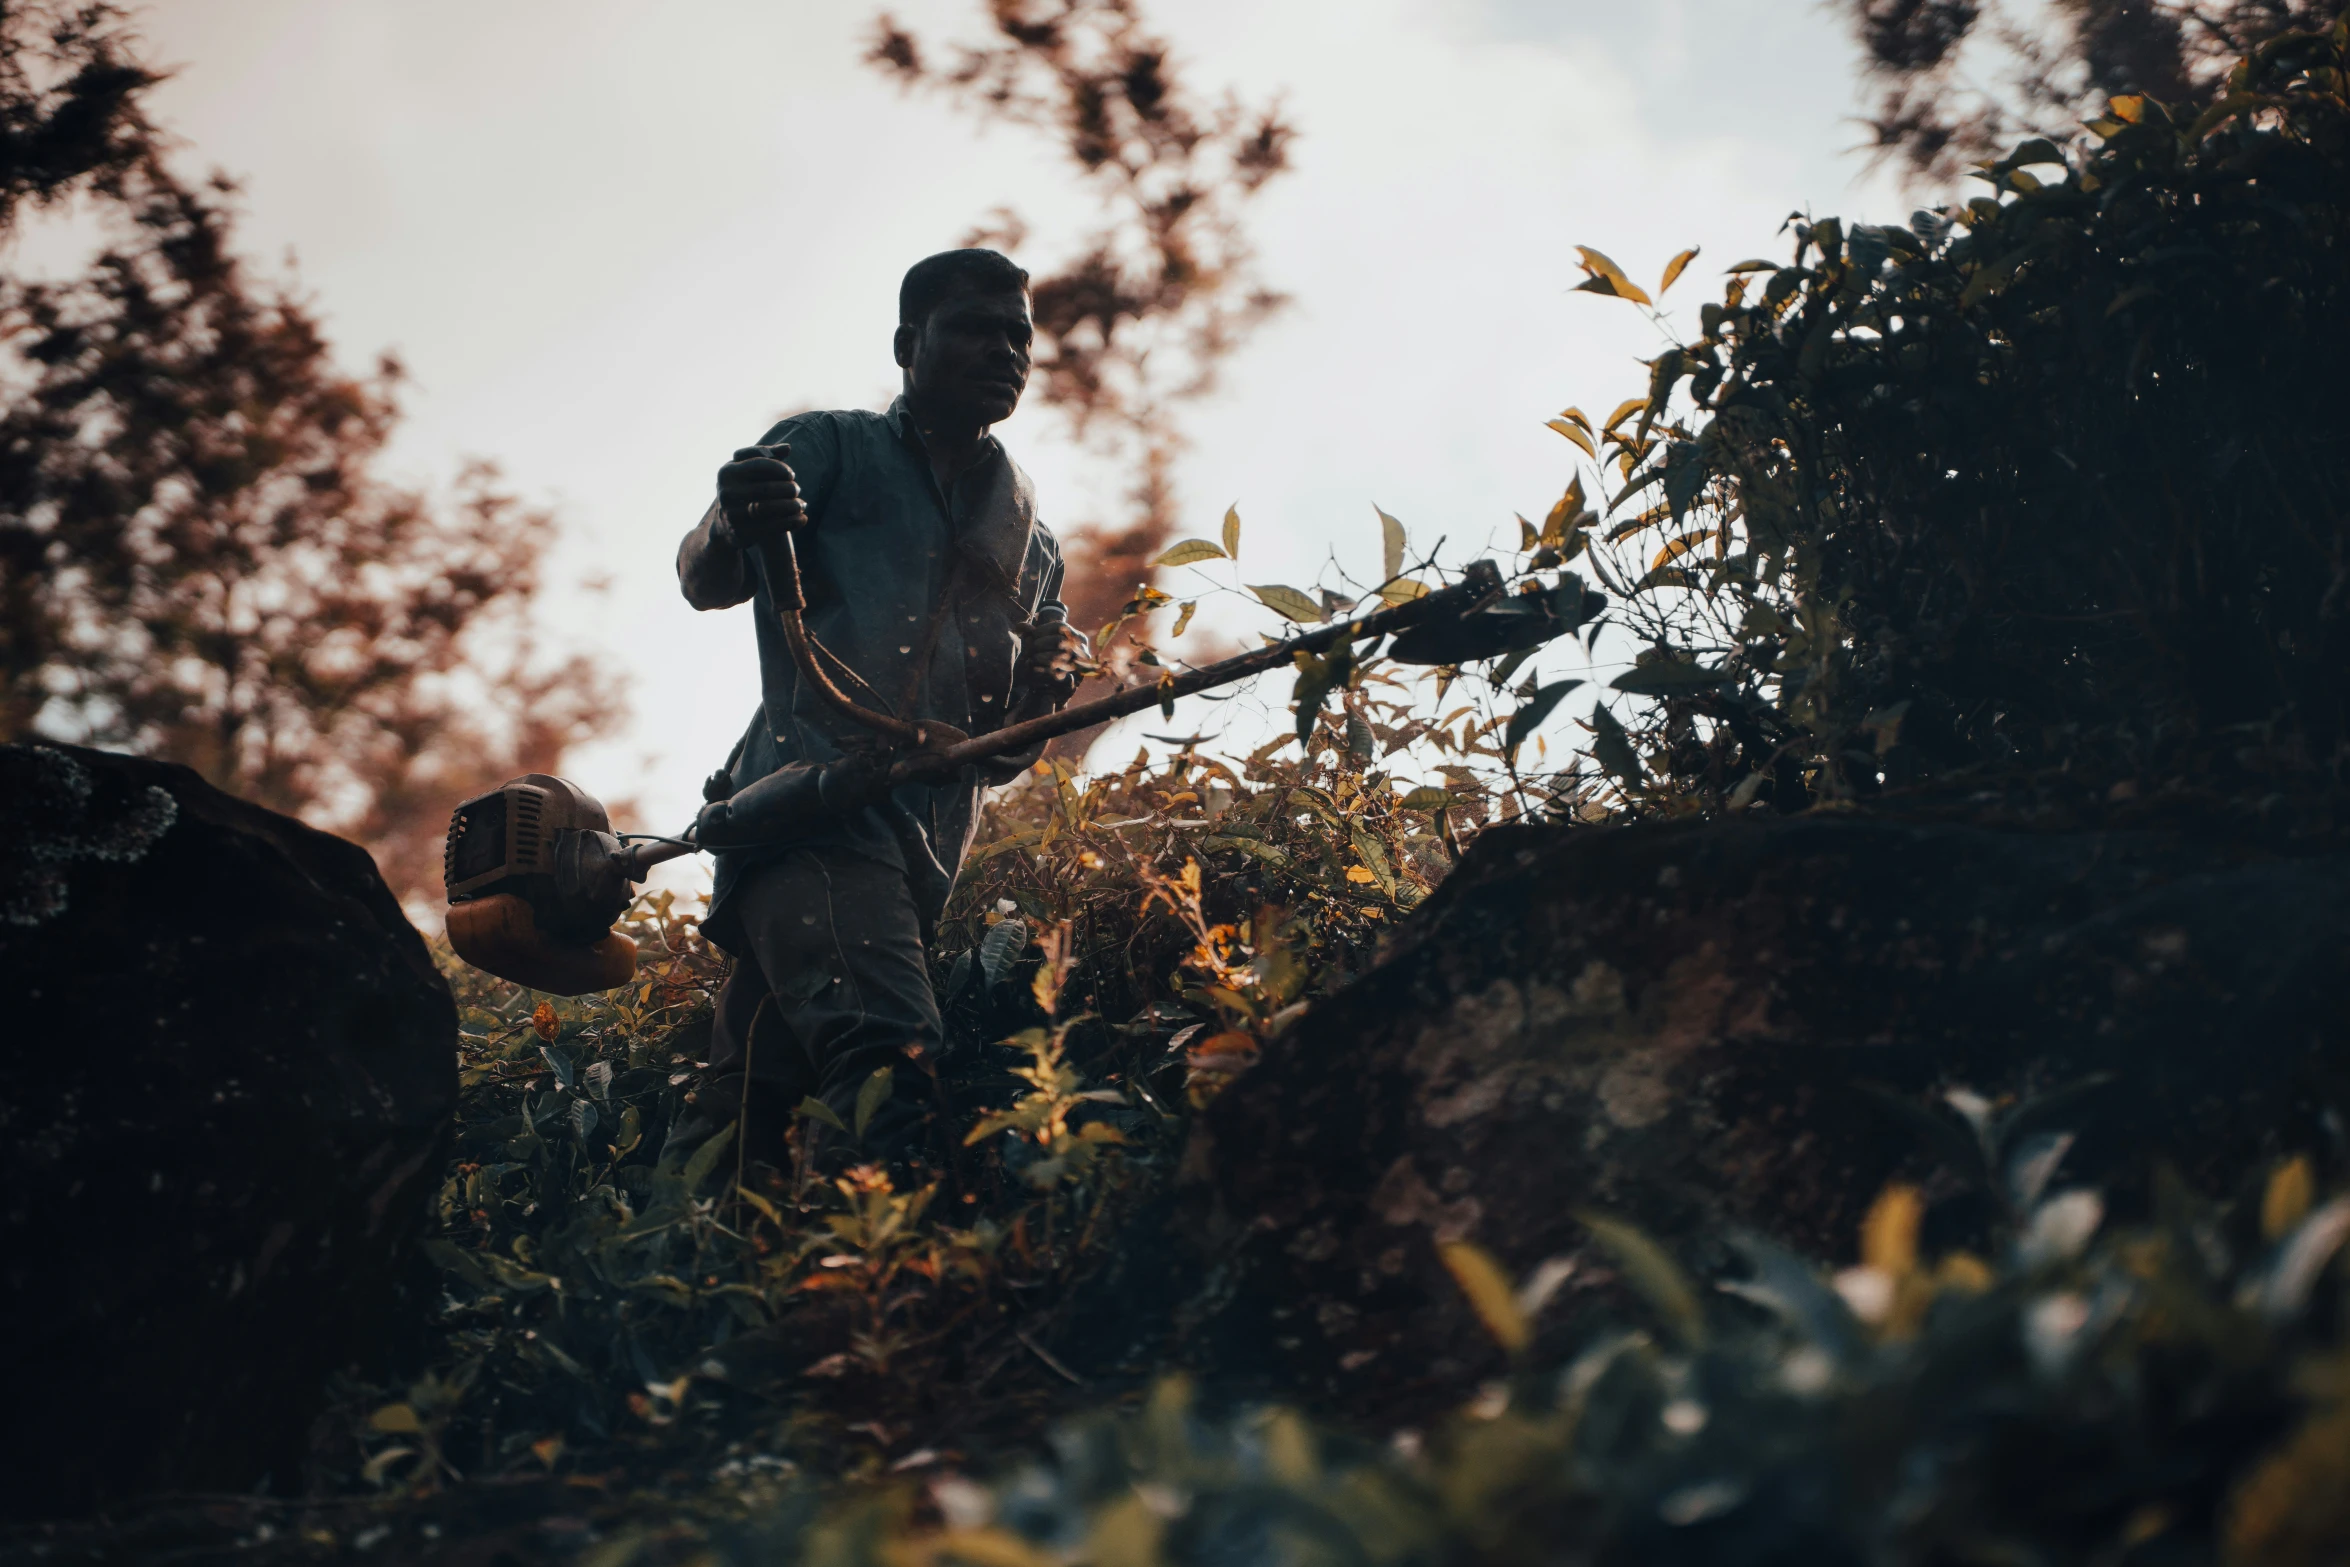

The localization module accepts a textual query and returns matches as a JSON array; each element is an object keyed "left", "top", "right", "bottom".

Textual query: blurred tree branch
[
  {"left": 0, "top": 0, "right": 627, "bottom": 904},
  {"left": 1846, "top": 0, "right": 2347, "bottom": 181}
]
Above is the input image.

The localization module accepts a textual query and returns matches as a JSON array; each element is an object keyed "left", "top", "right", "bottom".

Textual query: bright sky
[{"left": 135, "top": 0, "right": 1912, "bottom": 876}]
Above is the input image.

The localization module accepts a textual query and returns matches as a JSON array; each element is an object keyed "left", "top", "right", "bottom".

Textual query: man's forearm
[{"left": 677, "top": 499, "right": 751, "bottom": 610}]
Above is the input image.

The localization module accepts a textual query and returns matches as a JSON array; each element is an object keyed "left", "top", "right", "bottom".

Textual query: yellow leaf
[
  {"left": 531, "top": 1002, "right": 558, "bottom": 1042},
  {"left": 1248, "top": 583, "right": 1324, "bottom": 624},
  {"left": 919, "top": 1528, "right": 1056, "bottom": 1567},
  {"left": 1439, "top": 1240, "right": 1531, "bottom": 1353},
  {"left": 369, "top": 1403, "right": 423, "bottom": 1435},
  {"left": 1222, "top": 504, "right": 1242, "bottom": 560},
  {"left": 1555, "top": 405, "right": 1592, "bottom": 432},
  {"left": 1577, "top": 1211, "right": 1704, "bottom": 1347},
  {"left": 1658, "top": 246, "right": 1700, "bottom": 295},
  {"left": 1517, "top": 513, "right": 1539, "bottom": 551},
  {"left": 2263, "top": 1156, "right": 2315, "bottom": 1243},
  {"left": 1376, "top": 505, "right": 1407, "bottom": 582},
  {"left": 735, "top": 1184, "right": 783, "bottom": 1227},
  {"left": 1603, "top": 397, "right": 1647, "bottom": 433},
  {"left": 531, "top": 1434, "right": 564, "bottom": 1468},
  {"left": 1542, "top": 473, "right": 1589, "bottom": 546},
  {"left": 1572, "top": 245, "right": 1654, "bottom": 306},
  {"left": 1936, "top": 1252, "right": 1994, "bottom": 1294},
  {"left": 1345, "top": 864, "right": 1376, "bottom": 884},
  {"left": 1861, "top": 1184, "right": 1922, "bottom": 1277},
  {"left": 1378, "top": 577, "right": 1429, "bottom": 606},
  {"left": 1650, "top": 530, "right": 1718, "bottom": 570},
  {"left": 1155, "top": 538, "right": 1227, "bottom": 568},
  {"left": 1171, "top": 600, "right": 1198, "bottom": 638},
  {"left": 1546, "top": 418, "right": 1597, "bottom": 457},
  {"left": 2109, "top": 93, "right": 2146, "bottom": 124}
]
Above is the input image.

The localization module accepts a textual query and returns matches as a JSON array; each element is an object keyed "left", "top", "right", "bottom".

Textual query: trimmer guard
[{"left": 445, "top": 892, "right": 637, "bottom": 996}]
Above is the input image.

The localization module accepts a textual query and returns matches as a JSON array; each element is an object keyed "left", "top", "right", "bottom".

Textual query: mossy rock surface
[
  {"left": 1, "top": 743, "right": 457, "bottom": 1517},
  {"left": 1179, "top": 813, "right": 2350, "bottom": 1418}
]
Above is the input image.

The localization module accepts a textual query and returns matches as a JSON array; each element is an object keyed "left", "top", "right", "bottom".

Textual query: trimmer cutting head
[
  {"left": 1386, "top": 574, "right": 1605, "bottom": 665},
  {"left": 443, "top": 774, "right": 639, "bottom": 994}
]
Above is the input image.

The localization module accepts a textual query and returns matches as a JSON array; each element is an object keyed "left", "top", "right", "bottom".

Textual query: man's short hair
[{"left": 899, "top": 248, "right": 1029, "bottom": 327}]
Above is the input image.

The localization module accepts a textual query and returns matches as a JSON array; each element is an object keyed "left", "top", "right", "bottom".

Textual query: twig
[{"left": 1016, "top": 1328, "right": 1084, "bottom": 1386}]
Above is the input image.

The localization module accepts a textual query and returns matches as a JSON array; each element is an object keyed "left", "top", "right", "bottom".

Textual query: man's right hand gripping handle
[
  {"left": 689, "top": 753, "right": 888, "bottom": 849},
  {"left": 712, "top": 443, "right": 808, "bottom": 551}
]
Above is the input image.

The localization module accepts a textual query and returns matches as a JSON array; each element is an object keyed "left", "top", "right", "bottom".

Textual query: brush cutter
[{"left": 444, "top": 541, "right": 1587, "bottom": 994}]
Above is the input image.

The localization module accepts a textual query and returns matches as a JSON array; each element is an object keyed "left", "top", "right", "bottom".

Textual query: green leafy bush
[
  {"left": 693, "top": 1159, "right": 2350, "bottom": 1567},
  {"left": 209, "top": 24, "right": 2350, "bottom": 1564},
  {"left": 1559, "top": 19, "right": 2350, "bottom": 823}
]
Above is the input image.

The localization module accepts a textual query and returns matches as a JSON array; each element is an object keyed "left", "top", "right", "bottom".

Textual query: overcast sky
[{"left": 132, "top": 0, "right": 1912, "bottom": 868}]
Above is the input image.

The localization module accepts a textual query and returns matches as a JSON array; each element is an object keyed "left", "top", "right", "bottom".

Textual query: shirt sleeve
[{"left": 676, "top": 498, "right": 746, "bottom": 610}]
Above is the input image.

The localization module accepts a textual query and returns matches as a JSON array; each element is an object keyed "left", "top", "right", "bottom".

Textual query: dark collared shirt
[{"left": 676, "top": 397, "right": 1070, "bottom": 942}]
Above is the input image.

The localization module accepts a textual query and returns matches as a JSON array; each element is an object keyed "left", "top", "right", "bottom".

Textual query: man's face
[{"left": 898, "top": 288, "right": 1033, "bottom": 427}]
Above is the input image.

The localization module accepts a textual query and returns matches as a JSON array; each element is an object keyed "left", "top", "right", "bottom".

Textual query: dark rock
[
  {"left": 1182, "top": 814, "right": 2350, "bottom": 1419},
  {"left": 0, "top": 743, "right": 456, "bottom": 1517}
]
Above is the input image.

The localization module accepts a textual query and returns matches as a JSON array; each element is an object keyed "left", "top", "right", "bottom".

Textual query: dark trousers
[{"left": 706, "top": 847, "right": 942, "bottom": 1141}]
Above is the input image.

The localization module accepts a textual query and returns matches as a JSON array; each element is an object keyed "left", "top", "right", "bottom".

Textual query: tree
[
  {"left": 1848, "top": 0, "right": 2350, "bottom": 180},
  {"left": 0, "top": 1, "right": 625, "bottom": 905},
  {"left": 867, "top": 0, "right": 1295, "bottom": 644}
]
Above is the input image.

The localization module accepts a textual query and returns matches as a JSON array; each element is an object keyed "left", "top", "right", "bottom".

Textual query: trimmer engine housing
[{"left": 442, "top": 775, "right": 641, "bottom": 993}]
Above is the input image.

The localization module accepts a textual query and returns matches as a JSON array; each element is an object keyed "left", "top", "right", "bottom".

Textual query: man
[{"left": 674, "top": 247, "right": 1086, "bottom": 1166}]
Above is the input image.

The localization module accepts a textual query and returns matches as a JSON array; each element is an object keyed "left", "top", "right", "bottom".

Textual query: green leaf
[
  {"left": 854, "top": 1066, "right": 894, "bottom": 1139},
  {"left": 1663, "top": 440, "right": 1706, "bottom": 525},
  {"left": 796, "top": 1095, "right": 847, "bottom": 1133},
  {"left": 1250, "top": 583, "right": 1325, "bottom": 624},
  {"left": 1573, "top": 245, "right": 1654, "bottom": 306},
  {"left": 682, "top": 1119, "right": 737, "bottom": 1190},
  {"left": 1577, "top": 1210, "right": 1705, "bottom": 1348},
  {"left": 1291, "top": 639, "right": 1355, "bottom": 744},
  {"left": 1377, "top": 506, "right": 1406, "bottom": 583},
  {"left": 568, "top": 1098, "right": 599, "bottom": 1142},
  {"left": 980, "top": 916, "right": 1030, "bottom": 990},
  {"left": 539, "top": 1044, "right": 574, "bottom": 1090},
  {"left": 1589, "top": 703, "right": 1644, "bottom": 784},
  {"left": 1724, "top": 258, "right": 1778, "bottom": 274},
  {"left": 1611, "top": 660, "right": 1727, "bottom": 696},
  {"left": 1506, "top": 679, "right": 1584, "bottom": 753},
  {"left": 1222, "top": 504, "right": 1242, "bottom": 560},
  {"left": 1155, "top": 538, "right": 1227, "bottom": 568},
  {"left": 1439, "top": 1241, "right": 1531, "bottom": 1353},
  {"left": 1348, "top": 824, "right": 1397, "bottom": 896},
  {"left": 1396, "top": 786, "right": 1453, "bottom": 811}
]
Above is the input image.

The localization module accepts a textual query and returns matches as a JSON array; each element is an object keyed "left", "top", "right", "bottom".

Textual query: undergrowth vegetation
[{"left": 184, "top": 18, "right": 2350, "bottom": 1565}]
